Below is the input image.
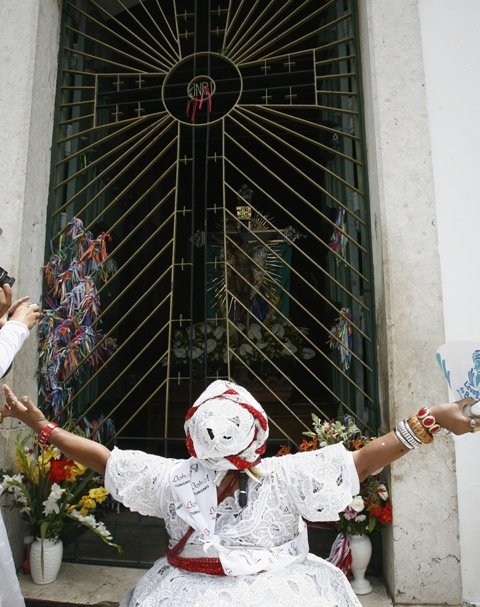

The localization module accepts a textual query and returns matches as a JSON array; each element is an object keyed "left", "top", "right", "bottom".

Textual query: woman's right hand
[
  {"left": 9, "top": 301, "right": 41, "bottom": 330},
  {"left": 1, "top": 384, "right": 47, "bottom": 433},
  {"left": 1, "top": 384, "right": 111, "bottom": 475}
]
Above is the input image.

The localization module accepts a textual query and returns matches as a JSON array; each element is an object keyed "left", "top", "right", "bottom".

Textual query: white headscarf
[{"left": 184, "top": 379, "right": 269, "bottom": 470}]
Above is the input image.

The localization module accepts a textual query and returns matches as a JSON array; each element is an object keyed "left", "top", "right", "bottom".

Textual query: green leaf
[{"left": 40, "top": 521, "right": 49, "bottom": 540}]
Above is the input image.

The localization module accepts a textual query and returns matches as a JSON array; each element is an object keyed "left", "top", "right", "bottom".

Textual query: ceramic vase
[
  {"left": 29, "top": 537, "right": 63, "bottom": 584},
  {"left": 348, "top": 534, "right": 372, "bottom": 595}
]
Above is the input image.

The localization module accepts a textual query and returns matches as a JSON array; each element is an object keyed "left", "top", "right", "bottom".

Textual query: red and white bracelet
[
  {"left": 417, "top": 407, "right": 441, "bottom": 435},
  {"left": 38, "top": 421, "right": 59, "bottom": 448}
]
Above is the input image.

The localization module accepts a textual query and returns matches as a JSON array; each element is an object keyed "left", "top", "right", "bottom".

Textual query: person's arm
[
  {"left": 0, "top": 384, "right": 110, "bottom": 475},
  {"left": 0, "top": 322, "right": 29, "bottom": 377},
  {"left": 0, "top": 302, "right": 41, "bottom": 378},
  {"left": 0, "top": 284, "right": 13, "bottom": 320},
  {"left": 353, "top": 399, "right": 476, "bottom": 481}
]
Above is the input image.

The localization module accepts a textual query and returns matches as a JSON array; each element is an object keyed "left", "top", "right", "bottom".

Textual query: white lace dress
[{"left": 105, "top": 443, "right": 362, "bottom": 607}]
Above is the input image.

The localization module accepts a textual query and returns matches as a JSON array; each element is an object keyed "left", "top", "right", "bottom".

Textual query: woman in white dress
[
  {"left": 0, "top": 282, "right": 41, "bottom": 607},
  {"left": 0, "top": 379, "right": 478, "bottom": 607}
]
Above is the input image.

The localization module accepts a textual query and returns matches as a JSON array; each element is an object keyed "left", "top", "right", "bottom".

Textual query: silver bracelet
[
  {"left": 394, "top": 427, "right": 414, "bottom": 450},
  {"left": 394, "top": 419, "right": 421, "bottom": 450},
  {"left": 401, "top": 419, "right": 423, "bottom": 447}
]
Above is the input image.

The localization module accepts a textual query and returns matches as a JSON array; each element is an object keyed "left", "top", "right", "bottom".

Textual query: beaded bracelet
[
  {"left": 407, "top": 414, "right": 434, "bottom": 444},
  {"left": 417, "top": 407, "right": 441, "bottom": 435},
  {"left": 38, "top": 421, "right": 59, "bottom": 448}
]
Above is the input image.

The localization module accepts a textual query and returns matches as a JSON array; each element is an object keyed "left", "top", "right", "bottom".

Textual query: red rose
[
  {"left": 367, "top": 505, "right": 382, "bottom": 519},
  {"left": 379, "top": 502, "right": 393, "bottom": 524},
  {"left": 49, "top": 457, "right": 74, "bottom": 483}
]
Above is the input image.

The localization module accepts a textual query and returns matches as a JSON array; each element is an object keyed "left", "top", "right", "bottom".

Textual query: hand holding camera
[
  {"left": 0, "top": 267, "right": 40, "bottom": 330},
  {"left": 0, "top": 267, "right": 15, "bottom": 288},
  {"left": 9, "top": 300, "right": 40, "bottom": 330}
]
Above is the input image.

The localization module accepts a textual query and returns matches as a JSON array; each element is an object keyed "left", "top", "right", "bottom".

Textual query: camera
[{"left": 0, "top": 267, "right": 15, "bottom": 287}]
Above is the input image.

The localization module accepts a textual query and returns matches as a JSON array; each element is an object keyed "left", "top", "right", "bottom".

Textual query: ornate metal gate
[{"left": 47, "top": 0, "right": 377, "bottom": 468}]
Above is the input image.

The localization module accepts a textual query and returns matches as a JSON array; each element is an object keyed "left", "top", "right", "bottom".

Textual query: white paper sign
[{"left": 436, "top": 341, "right": 480, "bottom": 414}]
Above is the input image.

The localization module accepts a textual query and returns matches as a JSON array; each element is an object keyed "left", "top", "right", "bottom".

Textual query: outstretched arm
[
  {"left": 0, "top": 384, "right": 110, "bottom": 475},
  {"left": 353, "top": 399, "right": 476, "bottom": 481}
]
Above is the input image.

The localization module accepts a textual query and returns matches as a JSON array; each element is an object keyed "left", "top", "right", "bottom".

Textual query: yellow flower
[
  {"left": 88, "top": 487, "right": 108, "bottom": 503},
  {"left": 79, "top": 496, "right": 96, "bottom": 511},
  {"left": 66, "top": 462, "right": 86, "bottom": 482},
  {"left": 38, "top": 447, "right": 59, "bottom": 466},
  {"left": 15, "top": 448, "right": 42, "bottom": 483}
]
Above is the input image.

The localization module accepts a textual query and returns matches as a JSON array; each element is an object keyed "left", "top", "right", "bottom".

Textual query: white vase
[
  {"left": 348, "top": 534, "right": 372, "bottom": 595},
  {"left": 29, "top": 537, "right": 63, "bottom": 584}
]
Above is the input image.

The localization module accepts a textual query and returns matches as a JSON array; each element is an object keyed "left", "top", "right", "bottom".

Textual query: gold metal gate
[{"left": 47, "top": 0, "right": 376, "bottom": 463}]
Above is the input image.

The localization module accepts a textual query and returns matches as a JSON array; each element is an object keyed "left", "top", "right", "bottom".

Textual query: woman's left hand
[{"left": 430, "top": 398, "right": 479, "bottom": 435}]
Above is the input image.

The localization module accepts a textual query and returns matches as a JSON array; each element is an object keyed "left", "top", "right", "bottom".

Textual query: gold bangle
[{"left": 407, "top": 414, "right": 434, "bottom": 444}]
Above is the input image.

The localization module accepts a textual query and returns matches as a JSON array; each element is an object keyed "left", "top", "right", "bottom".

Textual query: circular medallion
[{"left": 162, "top": 53, "right": 242, "bottom": 126}]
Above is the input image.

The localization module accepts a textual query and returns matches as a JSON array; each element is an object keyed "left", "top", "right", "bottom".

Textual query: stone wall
[
  {"left": 358, "top": 1, "right": 461, "bottom": 604},
  {"left": 0, "top": 0, "right": 61, "bottom": 565}
]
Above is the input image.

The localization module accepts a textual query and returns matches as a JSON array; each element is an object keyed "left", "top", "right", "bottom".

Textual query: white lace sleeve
[
  {"left": 280, "top": 443, "right": 360, "bottom": 522},
  {"left": 104, "top": 447, "right": 176, "bottom": 519}
]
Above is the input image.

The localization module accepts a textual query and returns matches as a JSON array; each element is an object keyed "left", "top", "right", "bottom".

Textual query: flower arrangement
[
  {"left": 278, "top": 414, "right": 392, "bottom": 536},
  {"left": 0, "top": 435, "right": 120, "bottom": 550},
  {"left": 166, "top": 315, "right": 316, "bottom": 378},
  {"left": 336, "top": 475, "right": 392, "bottom": 536}
]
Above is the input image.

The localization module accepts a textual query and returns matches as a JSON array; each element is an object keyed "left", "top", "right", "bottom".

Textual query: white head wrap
[{"left": 184, "top": 379, "right": 269, "bottom": 471}]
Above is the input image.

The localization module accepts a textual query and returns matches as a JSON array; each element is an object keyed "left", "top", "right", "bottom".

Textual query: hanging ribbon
[
  {"left": 326, "top": 307, "right": 353, "bottom": 371},
  {"left": 38, "top": 217, "right": 117, "bottom": 424},
  {"left": 327, "top": 533, "right": 352, "bottom": 576},
  {"left": 329, "top": 208, "right": 348, "bottom": 264}
]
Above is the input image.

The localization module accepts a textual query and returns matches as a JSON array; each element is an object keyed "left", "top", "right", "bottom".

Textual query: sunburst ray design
[{"left": 47, "top": 0, "right": 376, "bottom": 487}]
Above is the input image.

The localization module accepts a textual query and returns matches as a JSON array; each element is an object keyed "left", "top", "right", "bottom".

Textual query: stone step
[{"left": 19, "top": 563, "right": 391, "bottom": 606}]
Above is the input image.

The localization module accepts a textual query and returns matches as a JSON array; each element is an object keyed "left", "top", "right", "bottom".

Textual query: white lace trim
[{"left": 107, "top": 444, "right": 361, "bottom": 606}]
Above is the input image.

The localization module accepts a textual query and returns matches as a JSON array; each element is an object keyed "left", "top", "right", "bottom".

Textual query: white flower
[
  {"left": 356, "top": 514, "right": 367, "bottom": 522},
  {"left": 349, "top": 495, "right": 365, "bottom": 513},
  {"left": 206, "top": 338, "right": 217, "bottom": 354},
  {"left": 248, "top": 324, "right": 262, "bottom": 340},
  {"left": 1, "top": 475, "right": 29, "bottom": 507},
  {"left": 69, "top": 509, "right": 113, "bottom": 541},
  {"left": 42, "top": 483, "right": 66, "bottom": 515},
  {"left": 239, "top": 343, "right": 253, "bottom": 356},
  {"left": 1, "top": 473, "right": 23, "bottom": 486},
  {"left": 191, "top": 346, "right": 203, "bottom": 360},
  {"left": 213, "top": 325, "right": 225, "bottom": 339},
  {"left": 283, "top": 341, "right": 297, "bottom": 355},
  {"left": 301, "top": 347, "right": 316, "bottom": 360},
  {"left": 271, "top": 323, "right": 285, "bottom": 338},
  {"left": 377, "top": 483, "right": 389, "bottom": 501}
]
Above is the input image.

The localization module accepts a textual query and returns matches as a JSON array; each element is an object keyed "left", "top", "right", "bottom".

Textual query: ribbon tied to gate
[{"left": 186, "top": 76, "right": 215, "bottom": 123}]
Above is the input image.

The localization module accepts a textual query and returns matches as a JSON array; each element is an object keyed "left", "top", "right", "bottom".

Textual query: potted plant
[
  {"left": 278, "top": 414, "right": 392, "bottom": 594},
  {"left": 0, "top": 434, "right": 121, "bottom": 584}
]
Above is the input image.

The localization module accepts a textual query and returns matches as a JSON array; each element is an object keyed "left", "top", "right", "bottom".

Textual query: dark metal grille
[{"left": 48, "top": 0, "right": 376, "bottom": 566}]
